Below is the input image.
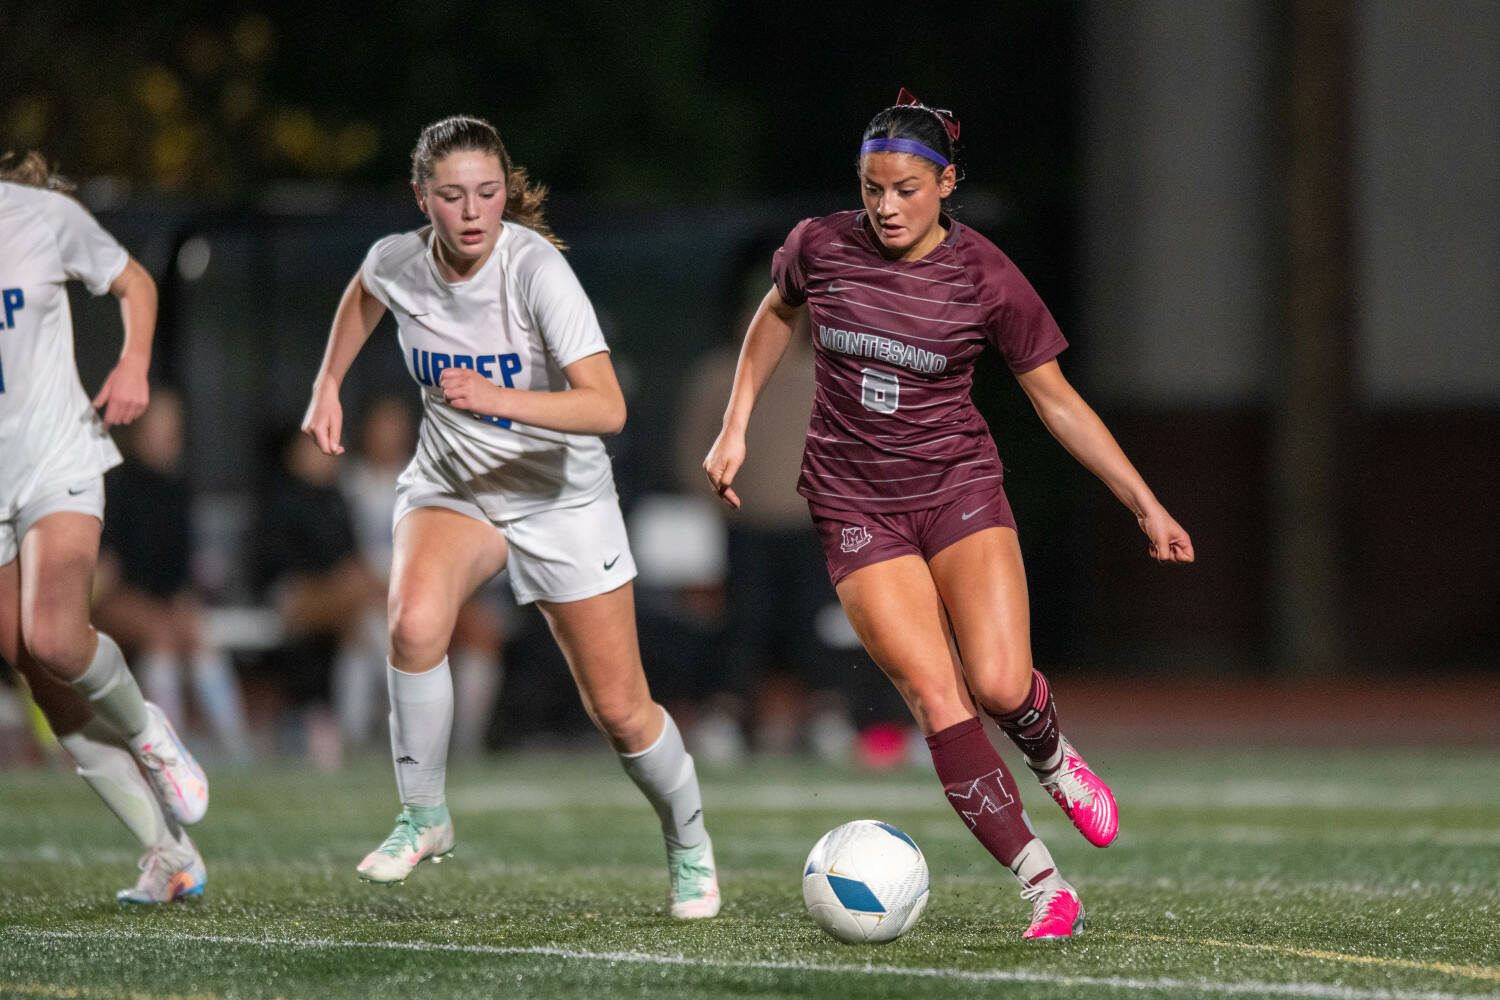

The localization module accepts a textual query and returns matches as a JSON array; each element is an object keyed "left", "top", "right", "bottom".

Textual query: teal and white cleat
[
  {"left": 117, "top": 839, "right": 206, "bottom": 904},
  {"left": 357, "top": 804, "right": 455, "bottom": 883},
  {"left": 667, "top": 836, "right": 721, "bottom": 918},
  {"left": 129, "top": 702, "right": 209, "bottom": 826}
]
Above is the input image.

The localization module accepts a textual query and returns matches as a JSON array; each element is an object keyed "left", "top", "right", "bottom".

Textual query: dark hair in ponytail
[{"left": 410, "top": 115, "right": 565, "bottom": 251}]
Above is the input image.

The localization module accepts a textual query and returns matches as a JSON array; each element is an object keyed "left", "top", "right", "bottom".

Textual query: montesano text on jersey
[{"left": 772, "top": 210, "right": 1067, "bottom": 514}]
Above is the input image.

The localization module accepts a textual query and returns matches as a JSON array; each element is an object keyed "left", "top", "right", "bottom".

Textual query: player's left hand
[
  {"left": 440, "top": 366, "right": 504, "bottom": 417},
  {"left": 92, "top": 359, "right": 150, "bottom": 428},
  {"left": 1138, "top": 506, "right": 1194, "bottom": 563}
]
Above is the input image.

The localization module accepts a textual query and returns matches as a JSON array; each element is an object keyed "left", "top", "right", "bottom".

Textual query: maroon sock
[
  {"left": 990, "top": 669, "right": 1062, "bottom": 769},
  {"left": 925, "top": 717, "right": 1034, "bottom": 867}
]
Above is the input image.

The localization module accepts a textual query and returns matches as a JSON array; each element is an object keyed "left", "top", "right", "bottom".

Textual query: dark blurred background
[{"left": 4, "top": 1, "right": 1496, "bottom": 750}]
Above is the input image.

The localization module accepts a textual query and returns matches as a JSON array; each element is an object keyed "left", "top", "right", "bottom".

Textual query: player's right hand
[
  {"left": 301, "top": 385, "right": 344, "bottom": 456},
  {"left": 703, "top": 430, "right": 745, "bottom": 509}
]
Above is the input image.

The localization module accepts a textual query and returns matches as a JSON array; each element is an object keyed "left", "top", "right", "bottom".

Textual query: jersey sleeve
[
  {"left": 522, "top": 246, "right": 609, "bottom": 369},
  {"left": 358, "top": 236, "right": 397, "bottom": 310},
  {"left": 981, "top": 256, "right": 1068, "bottom": 374},
  {"left": 48, "top": 193, "right": 128, "bottom": 295},
  {"left": 771, "top": 218, "right": 815, "bottom": 307}
]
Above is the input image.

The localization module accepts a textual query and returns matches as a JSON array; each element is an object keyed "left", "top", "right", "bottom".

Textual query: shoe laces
[
  {"left": 134, "top": 845, "right": 187, "bottom": 893},
  {"left": 669, "top": 844, "right": 714, "bottom": 901},
  {"left": 1044, "top": 750, "right": 1095, "bottom": 807},
  {"left": 1020, "top": 881, "right": 1071, "bottom": 916},
  {"left": 374, "top": 813, "right": 423, "bottom": 858}
]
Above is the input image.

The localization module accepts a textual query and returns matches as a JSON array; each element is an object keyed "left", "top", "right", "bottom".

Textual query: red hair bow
[{"left": 897, "top": 87, "right": 960, "bottom": 142}]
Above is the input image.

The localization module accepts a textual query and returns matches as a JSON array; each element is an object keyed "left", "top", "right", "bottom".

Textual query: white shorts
[
  {"left": 0, "top": 475, "right": 106, "bottom": 566},
  {"left": 393, "top": 466, "right": 637, "bottom": 606}
]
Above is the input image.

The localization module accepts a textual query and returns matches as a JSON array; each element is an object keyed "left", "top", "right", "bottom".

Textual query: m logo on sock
[{"left": 944, "top": 768, "right": 1016, "bottom": 830}]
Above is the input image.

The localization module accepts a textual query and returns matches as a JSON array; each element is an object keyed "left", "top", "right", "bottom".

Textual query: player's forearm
[
  {"left": 111, "top": 257, "right": 156, "bottom": 371},
  {"left": 484, "top": 385, "right": 626, "bottom": 436},
  {"left": 1038, "top": 399, "right": 1162, "bottom": 519},
  {"left": 721, "top": 296, "right": 797, "bottom": 433},
  {"left": 313, "top": 276, "right": 383, "bottom": 391}
]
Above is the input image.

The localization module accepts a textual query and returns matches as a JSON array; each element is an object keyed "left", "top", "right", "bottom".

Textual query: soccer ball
[{"left": 802, "top": 819, "right": 929, "bottom": 943}]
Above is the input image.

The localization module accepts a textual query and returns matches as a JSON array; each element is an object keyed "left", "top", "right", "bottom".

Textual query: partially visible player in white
[
  {"left": 0, "top": 150, "right": 209, "bottom": 902},
  {"left": 301, "top": 116, "right": 719, "bottom": 918}
]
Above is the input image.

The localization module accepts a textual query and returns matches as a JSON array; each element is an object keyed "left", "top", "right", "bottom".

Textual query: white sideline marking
[{"left": 9, "top": 929, "right": 1495, "bottom": 1000}]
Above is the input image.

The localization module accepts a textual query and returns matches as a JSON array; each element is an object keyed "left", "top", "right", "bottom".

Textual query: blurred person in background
[
  {"left": 93, "top": 386, "right": 250, "bottom": 760},
  {"left": 301, "top": 115, "right": 719, "bottom": 917},
  {"left": 341, "top": 394, "right": 505, "bottom": 755},
  {"left": 0, "top": 150, "right": 208, "bottom": 902},
  {"left": 251, "top": 425, "right": 384, "bottom": 770},
  {"left": 703, "top": 91, "right": 1193, "bottom": 940},
  {"left": 676, "top": 250, "right": 859, "bottom": 762}
]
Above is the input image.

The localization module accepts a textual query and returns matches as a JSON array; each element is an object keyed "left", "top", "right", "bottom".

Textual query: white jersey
[
  {"left": 360, "top": 222, "right": 614, "bottom": 520},
  {"left": 0, "top": 181, "right": 127, "bottom": 519}
]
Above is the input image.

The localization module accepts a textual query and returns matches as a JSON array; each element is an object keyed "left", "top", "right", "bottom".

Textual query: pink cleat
[
  {"left": 1021, "top": 881, "right": 1085, "bottom": 940},
  {"left": 1032, "top": 738, "right": 1117, "bottom": 847}
]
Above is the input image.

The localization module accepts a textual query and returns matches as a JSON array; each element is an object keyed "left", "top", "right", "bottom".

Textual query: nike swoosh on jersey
[{"left": 604, "top": 554, "right": 621, "bottom": 570}]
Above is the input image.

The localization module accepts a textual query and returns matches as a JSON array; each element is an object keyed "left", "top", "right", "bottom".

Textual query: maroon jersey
[{"left": 774, "top": 210, "right": 1067, "bottom": 513}]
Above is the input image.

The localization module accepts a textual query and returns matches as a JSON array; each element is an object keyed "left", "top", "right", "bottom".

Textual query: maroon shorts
[{"left": 808, "top": 485, "right": 1018, "bottom": 586}]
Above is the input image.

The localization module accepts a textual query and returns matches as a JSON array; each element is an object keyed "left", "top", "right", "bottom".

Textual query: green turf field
[{"left": 1, "top": 746, "right": 1497, "bottom": 999}]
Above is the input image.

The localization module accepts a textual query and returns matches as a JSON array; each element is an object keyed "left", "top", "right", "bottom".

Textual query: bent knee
[
  {"left": 968, "top": 668, "right": 1036, "bottom": 717},
  {"left": 386, "top": 596, "right": 455, "bottom": 665},
  {"left": 591, "top": 697, "right": 659, "bottom": 750},
  {"left": 22, "top": 623, "right": 95, "bottom": 677}
]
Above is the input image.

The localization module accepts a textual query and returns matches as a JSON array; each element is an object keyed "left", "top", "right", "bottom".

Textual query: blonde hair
[
  {"left": 0, "top": 150, "right": 76, "bottom": 192},
  {"left": 410, "top": 115, "right": 565, "bottom": 251}
]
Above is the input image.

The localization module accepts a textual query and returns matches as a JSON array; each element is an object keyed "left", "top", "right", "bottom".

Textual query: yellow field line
[{"left": 1118, "top": 932, "right": 1500, "bottom": 982}]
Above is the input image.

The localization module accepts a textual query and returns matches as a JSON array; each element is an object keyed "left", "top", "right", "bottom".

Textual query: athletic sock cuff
[{"left": 925, "top": 716, "right": 984, "bottom": 751}]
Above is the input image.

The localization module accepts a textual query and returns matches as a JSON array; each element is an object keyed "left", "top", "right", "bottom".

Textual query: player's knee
[
  {"left": 21, "top": 619, "right": 93, "bottom": 677},
  {"left": 386, "top": 595, "right": 451, "bottom": 664},
  {"left": 590, "top": 694, "right": 656, "bottom": 749},
  {"left": 969, "top": 666, "right": 1034, "bottom": 716}
]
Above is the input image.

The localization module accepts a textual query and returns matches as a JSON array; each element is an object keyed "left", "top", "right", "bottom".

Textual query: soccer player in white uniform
[
  {"left": 302, "top": 116, "right": 719, "bottom": 917},
  {"left": 0, "top": 151, "right": 209, "bottom": 902}
]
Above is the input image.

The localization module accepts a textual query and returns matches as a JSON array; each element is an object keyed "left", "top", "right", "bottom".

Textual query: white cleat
[
  {"left": 128, "top": 702, "right": 208, "bottom": 825},
  {"left": 667, "top": 836, "right": 721, "bottom": 918},
  {"left": 357, "top": 804, "right": 456, "bottom": 884},
  {"left": 117, "top": 839, "right": 206, "bottom": 904}
]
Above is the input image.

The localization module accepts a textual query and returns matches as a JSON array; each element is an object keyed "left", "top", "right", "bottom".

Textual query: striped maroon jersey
[{"left": 773, "top": 210, "right": 1067, "bottom": 513}]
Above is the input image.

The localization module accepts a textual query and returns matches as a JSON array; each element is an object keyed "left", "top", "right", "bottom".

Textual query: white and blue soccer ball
[{"left": 802, "top": 819, "right": 930, "bottom": 943}]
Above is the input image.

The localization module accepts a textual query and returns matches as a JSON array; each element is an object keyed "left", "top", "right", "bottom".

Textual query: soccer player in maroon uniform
[{"left": 704, "top": 90, "right": 1194, "bottom": 940}]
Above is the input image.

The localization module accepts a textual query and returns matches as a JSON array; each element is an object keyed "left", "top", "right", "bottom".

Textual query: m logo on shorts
[{"left": 840, "top": 525, "right": 873, "bottom": 554}]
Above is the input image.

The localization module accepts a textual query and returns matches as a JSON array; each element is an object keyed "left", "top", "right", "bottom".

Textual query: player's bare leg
[
  {"left": 12, "top": 513, "right": 206, "bottom": 824},
  {"left": 933, "top": 528, "right": 1118, "bottom": 848},
  {"left": 837, "top": 553, "right": 1083, "bottom": 939},
  {"left": 358, "top": 508, "right": 505, "bottom": 883},
  {"left": 540, "top": 583, "right": 719, "bottom": 918}
]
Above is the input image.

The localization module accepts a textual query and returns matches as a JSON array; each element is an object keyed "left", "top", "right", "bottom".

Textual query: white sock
[
  {"left": 190, "top": 649, "right": 249, "bottom": 758},
  {"left": 59, "top": 719, "right": 182, "bottom": 851},
  {"left": 387, "top": 658, "right": 452, "bottom": 808},
  {"left": 70, "top": 632, "right": 148, "bottom": 738},
  {"left": 1008, "top": 837, "right": 1066, "bottom": 891},
  {"left": 138, "top": 650, "right": 183, "bottom": 726},
  {"left": 619, "top": 709, "right": 706, "bottom": 851},
  {"left": 451, "top": 647, "right": 502, "bottom": 756}
]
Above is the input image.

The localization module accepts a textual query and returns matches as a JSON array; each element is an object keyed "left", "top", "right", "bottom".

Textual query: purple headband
[{"left": 859, "top": 137, "right": 950, "bottom": 168}]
